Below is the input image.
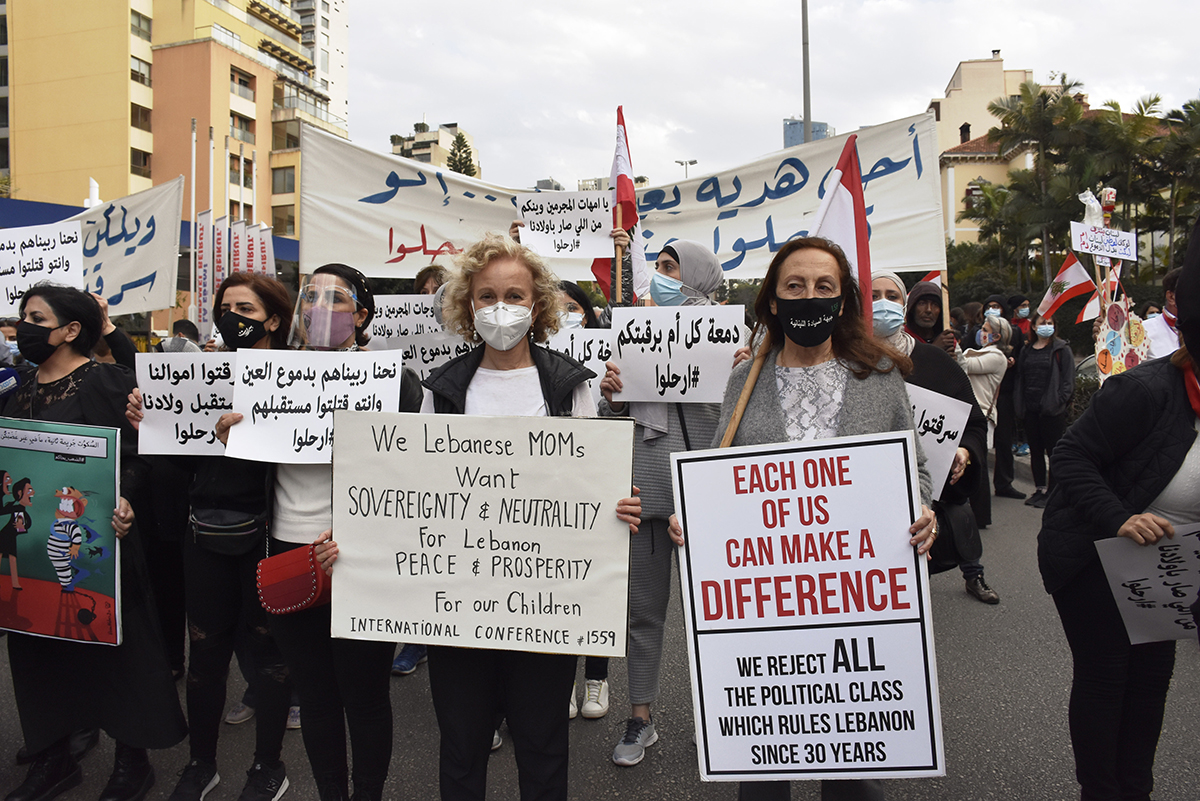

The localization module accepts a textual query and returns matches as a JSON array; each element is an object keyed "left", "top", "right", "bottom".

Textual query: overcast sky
[{"left": 346, "top": 0, "right": 1198, "bottom": 190}]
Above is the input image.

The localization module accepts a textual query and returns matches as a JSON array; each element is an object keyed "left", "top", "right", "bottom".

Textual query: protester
[
  {"left": 558, "top": 280, "right": 600, "bottom": 331},
  {"left": 1014, "top": 314, "right": 1074, "bottom": 509},
  {"left": 668, "top": 239, "right": 935, "bottom": 801},
  {"left": 992, "top": 297, "right": 1026, "bottom": 501},
  {"left": 1139, "top": 300, "right": 1162, "bottom": 320},
  {"left": 904, "top": 280, "right": 958, "bottom": 356},
  {"left": 3, "top": 283, "right": 186, "bottom": 801},
  {"left": 598, "top": 235, "right": 725, "bottom": 763},
  {"left": 1143, "top": 267, "right": 1182, "bottom": 358},
  {"left": 960, "top": 301, "right": 984, "bottom": 352},
  {"left": 410, "top": 232, "right": 641, "bottom": 800},
  {"left": 414, "top": 264, "right": 447, "bottom": 296},
  {"left": 1008, "top": 294, "right": 1031, "bottom": 339},
  {"left": 1037, "top": 219, "right": 1200, "bottom": 801},
  {"left": 959, "top": 314, "right": 1012, "bottom": 530}
]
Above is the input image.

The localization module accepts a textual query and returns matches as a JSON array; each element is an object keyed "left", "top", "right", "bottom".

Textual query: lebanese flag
[
  {"left": 1076, "top": 261, "right": 1122, "bottom": 323},
  {"left": 591, "top": 106, "right": 650, "bottom": 302},
  {"left": 1038, "top": 253, "right": 1096, "bottom": 317},
  {"left": 920, "top": 269, "right": 941, "bottom": 288},
  {"left": 810, "top": 135, "right": 872, "bottom": 321}
]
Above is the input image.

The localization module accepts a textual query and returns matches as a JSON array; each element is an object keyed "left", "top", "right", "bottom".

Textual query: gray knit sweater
[{"left": 714, "top": 348, "right": 932, "bottom": 505}]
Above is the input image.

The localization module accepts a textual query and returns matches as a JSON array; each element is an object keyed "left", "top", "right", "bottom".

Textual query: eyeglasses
[{"left": 299, "top": 285, "right": 358, "bottom": 307}]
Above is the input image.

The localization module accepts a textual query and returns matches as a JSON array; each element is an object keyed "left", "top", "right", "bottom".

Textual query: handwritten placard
[
  {"left": 369, "top": 294, "right": 443, "bottom": 350},
  {"left": 330, "top": 412, "right": 635, "bottom": 655},
  {"left": 1096, "top": 525, "right": 1200, "bottom": 644},
  {"left": 516, "top": 191, "right": 613, "bottom": 258},
  {"left": 672, "top": 431, "right": 943, "bottom": 781},
  {"left": 904, "top": 384, "right": 971, "bottom": 503},
  {"left": 1070, "top": 222, "right": 1138, "bottom": 261},
  {"left": 545, "top": 330, "right": 611, "bottom": 408},
  {"left": 608, "top": 306, "right": 744, "bottom": 403},
  {"left": 225, "top": 350, "right": 403, "bottom": 464},
  {"left": 135, "top": 353, "right": 235, "bottom": 455},
  {"left": 0, "top": 221, "right": 85, "bottom": 313}
]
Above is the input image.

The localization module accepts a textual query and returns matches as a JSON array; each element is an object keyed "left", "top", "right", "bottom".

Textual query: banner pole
[
  {"left": 614, "top": 205, "right": 624, "bottom": 305},
  {"left": 190, "top": 118, "right": 198, "bottom": 324},
  {"left": 251, "top": 150, "right": 257, "bottom": 226},
  {"left": 719, "top": 337, "right": 769, "bottom": 448}
]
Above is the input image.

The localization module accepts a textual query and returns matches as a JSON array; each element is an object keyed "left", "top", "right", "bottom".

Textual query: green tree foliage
[{"left": 447, "top": 132, "right": 476, "bottom": 177}]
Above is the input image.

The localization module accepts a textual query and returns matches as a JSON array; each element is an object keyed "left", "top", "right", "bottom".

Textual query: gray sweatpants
[{"left": 626, "top": 518, "right": 677, "bottom": 705}]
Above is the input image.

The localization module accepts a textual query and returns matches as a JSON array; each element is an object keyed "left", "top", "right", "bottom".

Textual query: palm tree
[{"left": 1160, "top": 100, "right": 1200, "bottom": 268}]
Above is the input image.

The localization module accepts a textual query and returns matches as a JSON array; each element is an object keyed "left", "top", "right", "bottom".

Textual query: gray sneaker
[{"left": 612, "top": 716, "right": 657, "bottom": 766}]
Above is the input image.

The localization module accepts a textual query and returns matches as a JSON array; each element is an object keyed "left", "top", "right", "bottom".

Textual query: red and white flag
[
  {"left": 591, "top": 106, "right": 650, "bottom": 302},
  {"left": 919, "top": 269, "right": 941, "bottom": 288},
  {"left": 1076, "top": 261, "right": 1122, "bottom": 323},
  {"left": 1038, "top": 253, "right": 1095, "bottom": 318},
  {"left": 810, "top": 134, "right": 872, "bottom": 320}
]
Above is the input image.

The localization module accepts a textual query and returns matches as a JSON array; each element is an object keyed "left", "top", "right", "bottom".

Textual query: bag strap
[{"left": 676, "top": 403, "right": 692, "bottom": 451}]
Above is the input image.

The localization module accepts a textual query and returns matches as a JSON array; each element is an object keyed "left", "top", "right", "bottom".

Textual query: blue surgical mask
[
  {"left": 558, "top": 311, "right": 584, "bottom": 329},
  {"left": 1017, "top": 307, "right": 1030, "bottom": 319},
  {"left": 1146, "top": 312, "right": 1161, "bottom": 320},
  {"left": 649, "top": 271, "right": 687, "bottom": 307},
  {"left": 5, "top": 341, "right": 18, "bottom": 358},
  {"left": 1036, "top": 324, "right": 1055, "bottom": 339},
  {"left": 985, "top": 307, "right": 1002, "bottom": 318},
  {"left": 872, "top": 299, "right": 905, "bottom": 337},
  {"left": 976, "top": 329, "right": 996, "bottom": 347}
]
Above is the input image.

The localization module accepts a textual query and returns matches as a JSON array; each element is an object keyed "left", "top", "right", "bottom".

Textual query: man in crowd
[
  {"left": 1144, "top": 267, "right": 1182, "bottom": 358},
  {"left": 904, "top": 281, "right": 959, "bottom": 356}
]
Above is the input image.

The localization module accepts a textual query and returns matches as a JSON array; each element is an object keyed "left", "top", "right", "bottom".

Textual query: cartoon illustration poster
[{"left": 0, "top": 418, "right": 122, "bottom": 645}]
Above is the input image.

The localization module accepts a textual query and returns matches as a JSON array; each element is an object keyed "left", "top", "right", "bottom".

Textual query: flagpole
[
  {"left": 251, "top": 150, "right": 257, "bottom": 226},
  {"left": 940, "top": 270, "right": 950, "bottom": 332},
  {"left": 614, "top": 206, "right": 624, "bottom": 305},
  {"left": 207, "top": 127, "right": 214, "bottom": 221},
  {"left": 238, "top": 142, "right": 245, "bottom": 223},
  {"left": 190, "top": 118, "right": 198, "bottom": 324}
]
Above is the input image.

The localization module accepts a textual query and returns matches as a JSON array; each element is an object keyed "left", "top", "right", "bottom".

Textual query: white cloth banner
[
  {"left": 608, "top": 306, "right": 745, "bottom": 403},
  {"left": 70, "top": 177, "right": 183, "bottom": 316},
  {"left": 229, "top": 220, "right": 246, "bottom": 275},
  {"left": 1096, "top": 524, "right": 1200, "bottom": 644},
  {"left": 225, "top": 350, "right": 403, "bottom": 464},
  {"left": 516, "top": 191, "right": 613, "bottom": 259},
  {"left": 196, "top": 210, "right": 213, "bottom": 331},
  {"left": 673, "top": 431, "right": 944, "bottom": 781},
  {"left": 135, "top": 352, "right": 235, "bottom": 455},
  {"left": 213, "top": 216, "right": 228, "bottom": 289},
  {"left": 904, "top": 384, "right": 972, "bottom": 503},
  {"left": 330, "top": 411, "right": 635, "bottom": 655},
  {"left": 0, "top": 221, "right": 84, "bottom": 313},
  {"left": 258, "top": 224, "right": 275, "bottom": 277},
  {"left": 300, "top": 114, "right": 945, "bottom": 280},
  {"left": 246, "top": 224, "right": 259, "bottom": 279}
]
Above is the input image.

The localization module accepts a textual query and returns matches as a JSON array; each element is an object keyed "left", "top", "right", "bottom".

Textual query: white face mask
[
  {"left": 558, "top": 311, "right": 584, "bottom": 329},
  {"left": 474, "top": 301, "right": 533, "bottom": 351}
]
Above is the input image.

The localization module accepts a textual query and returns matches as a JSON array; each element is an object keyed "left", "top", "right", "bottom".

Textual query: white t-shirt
[
  {"left": 1145, "top": 419, "right": 1200, "bottom": 525},
  {"left": 1143, "top": 314, "right": 1181, "bottom": 360},
  {"left": 419, "top": 365, "right": 596, "bottom": 418}
]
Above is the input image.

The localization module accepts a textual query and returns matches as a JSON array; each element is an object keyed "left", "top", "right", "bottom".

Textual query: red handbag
[{"left": 257, "top": 545, "right": 332, "bottom": 615}]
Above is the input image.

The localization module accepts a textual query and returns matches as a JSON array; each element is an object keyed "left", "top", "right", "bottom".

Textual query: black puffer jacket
[
  {"left": 423, "top": 344, "right": 593, "bottom": 416},
  {"left": 1037, "top": 356, "right": 1196, "bottom": 594}
]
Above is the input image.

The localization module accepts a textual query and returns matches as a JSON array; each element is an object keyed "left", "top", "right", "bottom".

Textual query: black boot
[
  {"left": 15, "top": 728, "right": 99, "bottom": 766},
  {"left": 5, "top": 738, "right": 81, "bottom": 801},
  {"left": 316, "top": 779, "right": 349, "bottom": 801},
  {"left": 350, "top": 782, "right": 383, "bottom": 801},
  {"left": 97, "top": 743, "right": 154, "bottom": 801}
]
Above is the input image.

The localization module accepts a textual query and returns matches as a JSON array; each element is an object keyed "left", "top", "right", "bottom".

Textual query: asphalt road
[{"left": 2, "top": 467, "right": 1197, "bottom": 800}]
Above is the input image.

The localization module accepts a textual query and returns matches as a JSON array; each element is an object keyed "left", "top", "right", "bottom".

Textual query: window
[
  {"left": 230, "top": 113, "right": 254, "bottom": 144},
  {"left": 272, "top": 166, "right": 295, "bottom": 194},
  {"left": 273, "top": 120, "right": 300, "bottom": 150},
  {"left": 130, "top": 56, "right": 151, "bottom": 86},
  {"left": 321, "top": 15, "right": 329, "bottom": 28},
  {"left": 243, "top": 158, "right": 253, "bottom": 190},
  {"left": 0, "top": 57, "right": 7, "bottom": 88},
  {"left": 229, "top": 154, "right": 241, "bottom": 185},
  {"left": 320, "top": 49, "right": 329, "bottom": 72},
  {"left": 0, "top": 98, "right": 8, "bottom": 128},
  {"left": 0, "top": 16, "right": 7, "bottom": 46},
  {"left": 273, "top": 205, "right": 296, "bottom": 236},
  {"left": 321, "top": 32, "right": 329, "bottom": 47},
  {"left": 321, "top": 1, "right": 329, "bottom": 11},
  {"left": 130, "top": 103, "right": 151, "bottom": 132},
  {"left": 321, "top": 79, "right": 329, "bottom": 90},
  {"left": 0, "top": 138, "right": 9, "bottom": 170},
  {"left": 131, "top": 10, "right": 152, "bottom": 41},
  {"left": 131, "top": 148, "right": 151, "bottom": 178}
]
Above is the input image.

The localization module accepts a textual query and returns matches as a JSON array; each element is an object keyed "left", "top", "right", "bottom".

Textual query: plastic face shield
[{"left": 289, "top": 273, "right": 362, "bottom": 350}]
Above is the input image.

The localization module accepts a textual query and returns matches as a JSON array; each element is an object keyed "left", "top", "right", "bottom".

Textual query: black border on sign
[{"left": 674, "top": 435, "right": 939, "bottom": 777}]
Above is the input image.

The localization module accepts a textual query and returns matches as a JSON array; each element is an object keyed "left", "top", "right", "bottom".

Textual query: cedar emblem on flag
[{"left": 1038, "top": 253, "right": 1096, "bottom": 318}]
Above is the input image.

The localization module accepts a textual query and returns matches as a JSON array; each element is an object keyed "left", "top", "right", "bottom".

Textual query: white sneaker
[
  {"left": 580, "top": 679, "right": 609, "bottom": 719},
  {"left": 568, "top": 681, "right": 578, "bottom": 719},
  {"left": 223, "top": 702, "right": 255, "bottom": 725},
  {"left": 286, "top": 706, "right": 301, "bottom": 730},
  {"left": 491, "top": 729, "right": 502, "bottom": 751}
]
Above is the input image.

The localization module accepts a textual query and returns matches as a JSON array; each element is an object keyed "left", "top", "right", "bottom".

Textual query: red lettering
[
  {"left": 889, "top": 568, "right": 910, "bottom": 610},
  {"left": 818, "top": 572, "right": 838, "bottom": 614},
  {"left": 702, "top": 581, "right": 724, "bottom": 620},
  {"left": 837, "top": 455, "right": 851, "bottom": 484},
  {"left": 866, "top": 570, "right": 888, "bottom": 610},
  {"left": 840, "top": 571, "right": 864, "bottom": 613},
  {"left": 735, "top": 578, "right": 753, "bottom": 619},
  {"left": 725, "top": 539, "right": 740, "bottom": 568},
  {"left": 754, "top": 576, "right": 772, "bottom": 618},
  {"left": 780, "top": 460, "right": 796, "bottom": 490},
  {"left": 773, "top": 575, "right": 794, "bottom": 617},
  {"left": 764, "top": 462, "right": 779, "bottom": 492},
  {"left": 796, "top": 574, "right": 817, "bottom": 614},
  {"left": 820, "top": 532, "right": 837, "bottom": 561},
  {"left": 748, "top": 464, "right": 764, "bottom": 493},
  {"left": 858, "top": 528, "right": 876, "bottom": 558},
  {"left": 836, "top": 530, "right": 849, "bottom": 560},
  {"left": 733, "top": 465, "right": 747, "bottom": 494}
]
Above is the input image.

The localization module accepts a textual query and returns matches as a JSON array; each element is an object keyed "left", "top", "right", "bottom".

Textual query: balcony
[
  {"left": 230, "top": 126, "right": 256, "bottom": 145},
  {"left": 259, "top": 38, "right": 313, "bottom": 72},
  {"left": 231, "top": 81, "right": 255, "bottom": 101},
  {"left": 248, "top": 0, "right": 303, "bottom": 38}
]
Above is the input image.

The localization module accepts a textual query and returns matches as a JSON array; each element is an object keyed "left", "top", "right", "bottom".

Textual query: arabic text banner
[
  {"left": 609, "top": 306, "right": 744, "bottom": 403},
  {"left": 672, "top": 431, "right": 943, "bottom": 781},
  {"left": 904, "top": 385, "right": 971, "bottom": 504},
  {"left": 225, "top": 350, "right": 403, "bottom": 464},
  {"left": 516, "top": 191, "right": 613, "bottom": 259},
  {"left": 330, "top": 412, "right": 635, "bottom": 655},
  {"left": 299, "top": 114, "right": 944, "bottom": 281},
  {"left": 0, "top": 221, "right": 84, "bottom": 314},
  {"left": 71, "top": 176, "right": 183, "bottom": 317},
  {"left": 0, "top": 418, "right": 122, "bottom": 645},
  {"left": 1096, "top": 525, "right": 1200, "bottom": 644},
  {"left": 135, "top": 353, "right": 235, "bottom": 455}
]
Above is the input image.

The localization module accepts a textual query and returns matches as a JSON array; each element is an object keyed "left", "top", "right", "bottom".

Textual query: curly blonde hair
[{"left": 442, "top": 232, "right": 564, "bottom": 344}]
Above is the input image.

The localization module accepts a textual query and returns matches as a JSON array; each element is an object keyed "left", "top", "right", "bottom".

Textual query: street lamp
[{"left": 675, "top": 159, "right": 697, "bottom": 179}]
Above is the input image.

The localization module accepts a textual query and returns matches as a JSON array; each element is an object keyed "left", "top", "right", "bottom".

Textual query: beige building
[{"left": 391, "top": 122, "right": 481, "bottom": 177}]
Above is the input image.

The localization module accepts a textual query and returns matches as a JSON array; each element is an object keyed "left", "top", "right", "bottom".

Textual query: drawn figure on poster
[
  {"left": 0, "top": 472, "right": 31, "bottom": 589},
  {"left": 47, "top": 486, "right": 92, "bottom": 592}
]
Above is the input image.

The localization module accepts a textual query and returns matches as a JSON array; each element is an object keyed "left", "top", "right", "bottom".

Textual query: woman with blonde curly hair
[{"left": 419, "top": 232, "right": 642, "bottom": 800}]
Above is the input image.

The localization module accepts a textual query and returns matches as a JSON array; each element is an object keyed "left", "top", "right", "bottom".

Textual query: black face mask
[
  {"left": 216, "top": 312, "right": 269, "bottom": 350},
  {"left": 16, "top": 321, "right": 66, "bottom": 365},
  {"left": 774, "top": 296, "right": 842, "bottom": 348}
]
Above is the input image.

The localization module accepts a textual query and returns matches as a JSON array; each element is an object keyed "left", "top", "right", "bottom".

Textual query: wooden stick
[
  {"left": 940, "top": 269, "right": 951, "bottom": 332},
  {"left": 614, "top": 205, "right": 625, "bottom": 305},
  {"left": 719, "top": 338, "right": 769, "bottom": 448}
]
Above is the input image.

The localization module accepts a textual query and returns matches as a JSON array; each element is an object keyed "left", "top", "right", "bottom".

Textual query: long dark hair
[
  {"left": 752, "top": 238, "right": 910, "bottom": 378},
  {"left": 20, "top": 283, "right": 103, "bottom": 356},
  {"left": 213, "top": 272, "right": 294, "bottom": 350},
  {"left": 559, "top": 281, "right": 600, "bottom": 329}
]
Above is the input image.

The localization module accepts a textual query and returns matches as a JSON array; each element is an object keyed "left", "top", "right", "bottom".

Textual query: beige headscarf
[{"left": 871, "top": 269, "right": 915, "bottom": 357}]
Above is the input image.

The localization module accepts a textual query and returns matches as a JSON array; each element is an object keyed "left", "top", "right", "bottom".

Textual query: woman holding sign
[{"left": 669, "top": 239, "right": 935, "bottom": 801}]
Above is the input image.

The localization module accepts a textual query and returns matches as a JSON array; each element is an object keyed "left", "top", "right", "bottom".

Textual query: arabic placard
[
  {"left": 0, "top": 221, "right": 85, "bottom": 314},
  {"left": 516, "top": 191, "right": 613, "bottom": 259},
  {"left": 673, "top": 431, "right": 943, "bottom": 781},
  {"left": 608, "top": 306, "right": 744, "bottom": 403},
  {"left": 369, "top": 294, "right": 443, "bottom": 350},
  {"left": 0, "top": 417, "right": 122, "bottom": 645},
  {"left": 225, "top": 350, "right": 403, "bottom": 464},
  {"left": 1096, "top": 525, "right": 1200, "bottom": 645},
  {"left": 135, "top": 353, "right": 235, "bottom": 455},
  {"left": 1070, "top": 222, "right": 1138, "bottom": 262},
  {"left": 904, "top": 385, "right": 971, "bottom": 503},
  {"left": 330, "top": 412, "right": 635, "bottom": 655},
  {"left": 545, "top": 330, "right": 612, "bottom": 409}
]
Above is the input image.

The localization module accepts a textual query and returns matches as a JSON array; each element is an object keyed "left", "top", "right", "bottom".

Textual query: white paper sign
[
  {"left": 904, "top": 384, "right": 972, "bottom": 503},
  {"left": 1096, "top": 525, "right": 1200, "bottom": 644},
  {"left": 0, "top": 221, "right": 85, "bottom": 313},
  {"left": 330, "top": 412, "right": 635, "bottom": 655},
  {"left": 370, "top": 331, "right": 474, "bottom": 383},
  {"left": 516, "top": 191, "right": 613, "bottom": 259},
  {"left": 135, "top": 353, "right": 235, "bottom": 455},
  {"left": 1070, "top": 222, "right": 1138, "bottom": 261},
  {"left": 225, "top": 350, "right": 403, "bottom": 464},
  {"left": 673, "top": 431, "right": 944, "bottom": 781},
  {"left": 370, "top": 294, "right": 443, "bottom": 349},
  {"left": 608, "top": 306, "right": 744, "bottom": 403},
  {"left": 545, "top": 330, "right": 612, "bottom": 409}
]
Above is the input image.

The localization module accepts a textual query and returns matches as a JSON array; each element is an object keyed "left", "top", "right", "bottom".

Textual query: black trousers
[
  {"left": 428, "top": 645, "right": 576, "bottom": 801},
  {"left": 182, "top": 536, "right": 290, "bottom": 765},
  {"left": 992, "top": 390, "right": 1017, "bottom": 491},
  {"left": 1052, "top": 559, "right": 1176, "bottom": 801},
  {"left": 269, "top": 539, "right": 394, "bottom": 792},
  {"left": 1025, "top": 410, "right": 1067, "bottom": 490}
]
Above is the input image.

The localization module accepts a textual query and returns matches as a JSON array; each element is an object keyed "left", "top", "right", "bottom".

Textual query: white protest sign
[
  {"left": 369, "top": 331, "right": 474, "bottom": 383},
  {"left": 225, "top": 350, "right": 402, "bottom": 464},
  {"left": 135, "top": 353, "right": 235, "bottom": 455},
  {"left": 331, "top": 412, "right": 635, "bottom": 655},
  {"left": 904, "top": 384, "right": 971, "bottom": 503},
  {"left": 545, "top": 330, "right": 612, "bottom": 409},
  {"left": 1096, "top": 524, "right": 1200, "bottom": 644},
  {"left": 608, "top": 306, "right": 744, "bottom": 403},
  {"left": 672, "top": 431, "right": 943, "bottom": 781},
  {"left": 0, "top": 221, "right": 85, "bottom": 313},
  {"left": 370, "top": 294, "right": 443, "bottom": 349},
  {"left": 1070, "top": 222, "right": 1138, "bottom": 262},
  {"left": 516, "top": 191, "right": 613, "bottom": 259}
]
